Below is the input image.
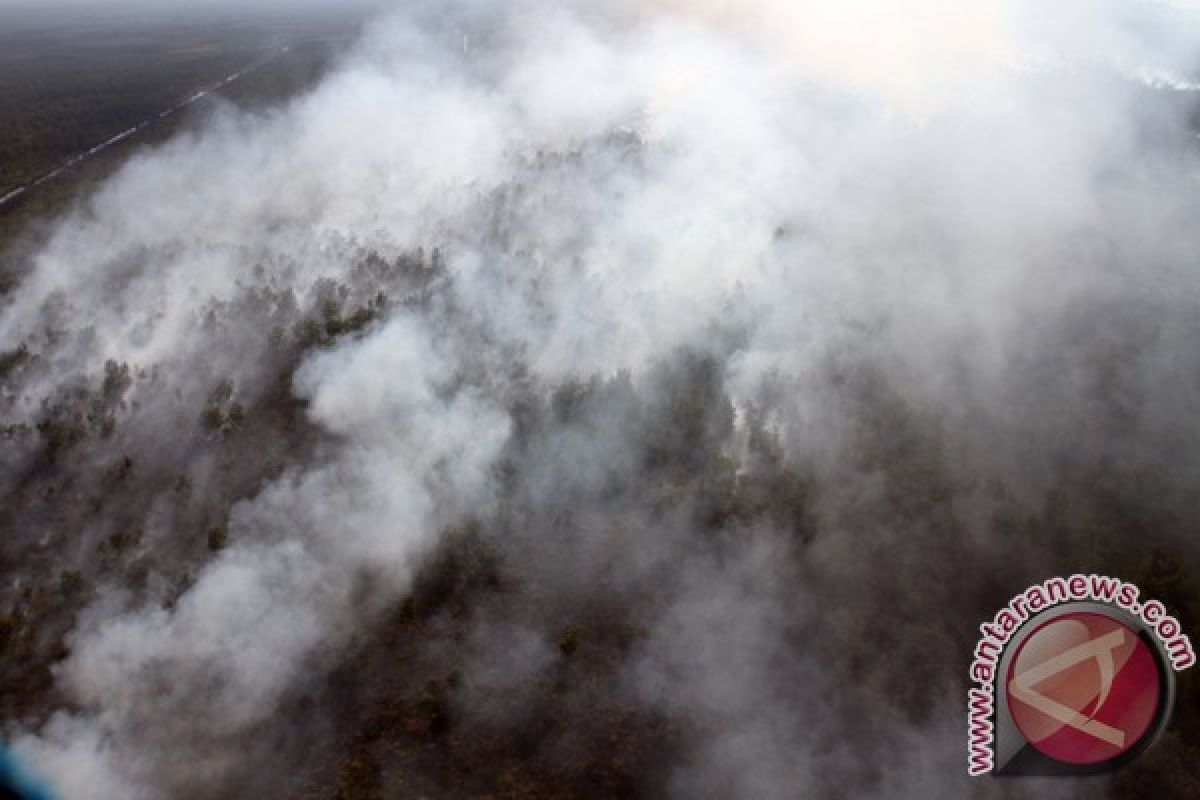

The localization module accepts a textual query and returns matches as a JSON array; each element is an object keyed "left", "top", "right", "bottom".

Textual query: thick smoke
[{"left": 2, "top": 1, "right": 1200, "bottom": 798}]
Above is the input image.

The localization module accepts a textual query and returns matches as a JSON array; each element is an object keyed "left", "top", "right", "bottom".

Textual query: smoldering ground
[{"left": 1, "top": 1, "right": 1200, "bottom": 798}]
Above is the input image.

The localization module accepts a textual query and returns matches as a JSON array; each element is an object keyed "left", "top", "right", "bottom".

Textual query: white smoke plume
[{"left": 2, "top": 1, "right": 1200, "bottom": 798}]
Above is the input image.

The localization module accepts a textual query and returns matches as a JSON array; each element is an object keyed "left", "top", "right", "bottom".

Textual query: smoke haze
[{"left": 2, "top": 1, "right": 1200, "bottom": 798}]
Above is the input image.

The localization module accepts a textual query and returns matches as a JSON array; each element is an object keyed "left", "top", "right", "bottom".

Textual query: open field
[{"left": 0, "top": 12, "right": 360, "bottom": 289}]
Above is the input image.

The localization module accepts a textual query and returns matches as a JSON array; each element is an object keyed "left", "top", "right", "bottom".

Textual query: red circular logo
[{"left": 1005, "top": 612, "right": 1162, "bottom": 765}]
